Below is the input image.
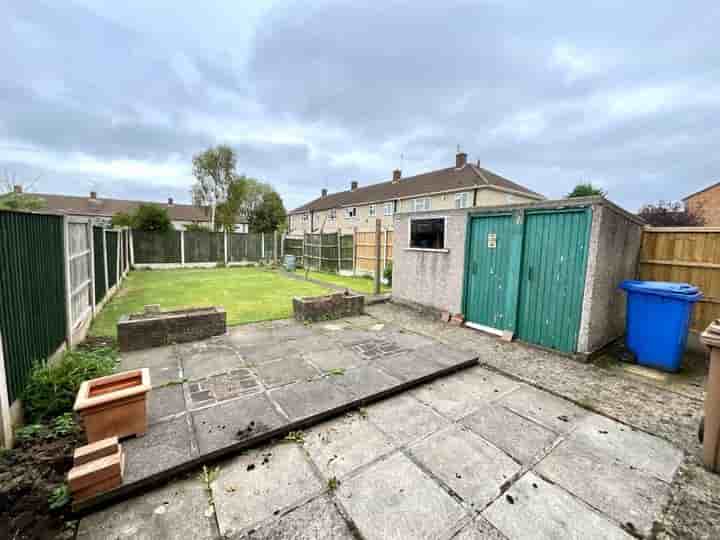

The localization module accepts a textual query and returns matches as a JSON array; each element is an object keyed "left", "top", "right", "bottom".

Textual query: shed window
[{"left": 410, "top": 218, "right": 445, "bottom": 249}]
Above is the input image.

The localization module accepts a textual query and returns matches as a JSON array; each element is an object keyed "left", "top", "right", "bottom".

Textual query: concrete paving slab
[
  {"left": 238, "top": 341, "right": 304, "bottom": 366},
  {"left": 192, "top": 393, "right": 286, "bottom": 455},
  {"left": 332, "top": 328, "right": 382, "bottom": 346},
  {"left": 200, "top": 368, "right": 261, "bottom": 403},
  {"left": 254, "top": 356, "right": 320, "bottom": 388},
  {"left": 226, "top": 325, "right": 274, "bottom": 347},
  {"left": 498, "top": 385, "right": 589, "bottom": 434},
  {"left": 303, "top": 346, "right": 366, "bottom": 372},
  {"left": 412, "top": 366, "right": 520, "bottom": 420},
  {"left": 148, "top": 384, "right": 186, "bottom": 425},
  {"left": 234, "top": 494, "right": 356, "bottom": 540},
  {"left": 269, "top": 378, "right": 352, "bottom": 421},
  {"left": 421, "top": 343, "right": 481, "bottom": 367},
  {"left": 180, "top": 343, "right": 245, "bottom": 381},
  {"left": 119, "top": 346, "right": 182, "bottom": 388},
  {"left": 122, "top": 415, "right": 197, "bottom": 484},
  {"left": 330, "top": 365, "right": 401, "bottom": 401},
  {"left": 212, "top": 442, "right": 323, "bottom": 537},
  {"left": 409, "top": 426, "right": 521, "bottom": 510},
  {"left": 570, "top": 414, "right": 684, "bottom": 483},
  {"left": 462, "top": 403, "right": 558, "bottom": 465},
  {"left": 483, "top": 472, "right": 632, "bottom": 540},
  {"left": 453, "top": 517, "right": 508, "bottom": 540},
  {"left": 77, "top": 476, "right": 216, "bottom": 540},
  {"left": 384, "top": 330, "right": 437, "bottom": 350},
  {"left": 304, "top": 413, "right": 395, "bottom": 479},
  {"left": 337, "top": 452, "right": 466, "bottom": 540},
  {"left": 367, "top": 394, "right": 450, "bottom": 446},
  {"left": 374, "top": 350, "right": 446, "bottom": 382},
  {"left": 270, "top": 322, "right": 317, "bottom": 341},
  {"left": 351, "top": 339, "right": 405, "bottom": 361},
  {"left": 534, "top": 437, "right": 672, "bottom": 537}
]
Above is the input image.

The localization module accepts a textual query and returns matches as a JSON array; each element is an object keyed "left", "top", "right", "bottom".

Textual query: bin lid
[{"left": 620, "top": 280, "right": 703, "bottom": 301}]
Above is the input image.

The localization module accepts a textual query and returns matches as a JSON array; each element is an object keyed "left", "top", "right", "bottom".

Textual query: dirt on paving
[{"left": 0, "top": 430, "right": 84, "bottom": 540}]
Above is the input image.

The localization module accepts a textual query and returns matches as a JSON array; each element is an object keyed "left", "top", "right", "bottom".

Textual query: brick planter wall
[
  {"left": 117, "top": 307, "right": 226, "bottom": 352},
  {"left": 293, "top": 292, "right": 364, "bottom": 323}
]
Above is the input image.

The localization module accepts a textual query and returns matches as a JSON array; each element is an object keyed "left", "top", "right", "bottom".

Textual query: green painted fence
[
  {"left": 106, "top": 231, "right": 119, "bottom": 289},
  {"left": 0, "top": 211, "right": 67, "bottom": 403},
  {"left": 93, "top": 227, "right": 107, "bottom": 303},
  {"left": 132, "top": 230, "right": 181, "bottom": 263}
]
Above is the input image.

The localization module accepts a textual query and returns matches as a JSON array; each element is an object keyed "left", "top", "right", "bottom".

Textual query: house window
[
  {"left": 384, "top": 202, "right": 393, "bottom": 216},
  {"left": 345, "top": 207, "right": 357, "bottom": 219},
  {"left": 454, "top": 192, "right": 470, "bottom": 209},
  {"left": 413, "top": 198, "right": 431, "bottom": 212},
  {"left": 329, "top": 209, "right": 336, "bottom": 221},
  {"left": 369, "top": 204, "right": 376, "bottom": 217},
  {"left": 410, "top": 218, "right": 445, "bottom": 250},
  {"left": 302, "top": 213, "right": 308, "bottom": 222}
]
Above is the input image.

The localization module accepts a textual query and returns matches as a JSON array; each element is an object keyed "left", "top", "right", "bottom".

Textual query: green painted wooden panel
[
  {"left": 464, "top": 214, "right": 516, "bottom": 330},
  {"left": 106, "top": 231, "right": 119, "bottom": 289},
  {"left": 93, "top": 227, "right": 106, "bottom": 303},
  {"left": 516, "top": 209, "right": 591, "bottom": 353}
]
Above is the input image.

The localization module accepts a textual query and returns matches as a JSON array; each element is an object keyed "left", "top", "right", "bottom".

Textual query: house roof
[
  {"left": 32, "top": 192, "right": 213, "bottom": 222},
  {"left": 682, "top": 181, "right": 720, "bottom": 201},
  {"left": 288, "top": 163, "right": 544, "bottom": 214}
]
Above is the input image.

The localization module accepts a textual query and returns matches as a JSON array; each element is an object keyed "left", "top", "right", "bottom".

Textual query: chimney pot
[
  {"left": 351, "top": 181, "right": 358, "bottom": 191},
  {"left": 456, "top": 151, "right": 467, "bottom": 169},
  {"left": 392, "top": 169, "right": 402, "bottom": 183},
  {"left": 90, "top": 191, "right": 97, "bottom": 200},
  {"left": 168, "top": 197, "right": 174, "bottom": 206},
  {"left": 321, "top": 189, "right": 328, "bottom": 198},
  {"left": 13, "top": 184, "right": 22, "bottom": 194}
]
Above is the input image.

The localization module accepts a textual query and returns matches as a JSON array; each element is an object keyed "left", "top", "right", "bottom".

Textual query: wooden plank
[{"left": 640, "top": 259, "right": 720, "bottom": 270}]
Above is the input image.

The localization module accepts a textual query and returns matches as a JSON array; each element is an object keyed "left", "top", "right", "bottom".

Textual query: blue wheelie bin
[{"left": 619, "top": 280, "right": 703, "bottom": 372}]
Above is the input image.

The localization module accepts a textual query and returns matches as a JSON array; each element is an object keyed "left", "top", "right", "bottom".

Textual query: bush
[
  {"left": 23, "top": 348, "right": 117, "bottom": 423},
  {"left": 383, "top": 261, "right": 393, "bottom": 287}
]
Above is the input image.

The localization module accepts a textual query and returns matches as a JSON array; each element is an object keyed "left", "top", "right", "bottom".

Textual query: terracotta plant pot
[{"left": 74, "top": 369, "right": 151, "bottom": 443}]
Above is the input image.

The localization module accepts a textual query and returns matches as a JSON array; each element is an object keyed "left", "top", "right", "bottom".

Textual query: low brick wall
[
  {"left": 293, "top": 292, "right": 364, "bottom": 323},
  {"left": 117, "top": 307, "right": 226, "bottom": 352}
]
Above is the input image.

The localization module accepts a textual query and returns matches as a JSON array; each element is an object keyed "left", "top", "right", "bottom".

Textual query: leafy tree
[
  {"left": 111, "top": 211, "right": 134, "bottom": 228},
  {"left": 0, "top": 173, "right": 46, "bottom": 210},
  {"left": 191, "top": 145, "right": 238, "bottom": 228},
  {"left": 184, "top": 222, "right": 211, "bottom": 232},
  {"left": 249, "top": 189, "right": 287, "bottom": 232},
  {"left": 215, "top": 176, "right": 249, "bottom": 232},
  {"left": 132, "top": 203, "right": 173, "bottom": 232},
  {"left": 639, "top": 201, "right": 705, "bottom": 227},
  {"left": 566, "top": 182, "right": 606, "bottom": 198}
]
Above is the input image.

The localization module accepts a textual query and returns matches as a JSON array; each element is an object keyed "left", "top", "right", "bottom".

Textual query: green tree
[
  {"left": 0, "top": 175, "right": 46, "bottom": 210},
  {"left": 566, "top": 182, "right": 606, "bottom": 198},
  {"left": 132, "top": 203, "right": 173, "bottom": 232},
  {"left": 249, "top": 190, "right": 286, "bottom": 232},
  {"left": 191, "top": 145, "right": 238, "bottom": 228},
  {"left": 111, "top": 211, "right": 134, "bottom": 228},
  {"left": 215, "top": 176, "right": 249, "bottom": 232}
]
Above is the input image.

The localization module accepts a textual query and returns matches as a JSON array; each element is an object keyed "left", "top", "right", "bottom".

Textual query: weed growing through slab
[
  {"left": 357, "top": 407, "right": 369, "bottom": 419},
  {"left": 327, "top": 476, "right": 339, "bottom": 491},
  {"left": 326, "top": 368, "right": 346, "bottom": 376},
  {"left": 284, "top": 431, "right": 305, "bottom": 444},
  {"left": 48, "top": 484, "right": 71, "bottom": 510}
]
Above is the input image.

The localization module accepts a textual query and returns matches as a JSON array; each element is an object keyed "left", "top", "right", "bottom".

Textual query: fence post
[
  {"left": 224, "top": 231, "right": 228, "bottom": 266},
  {"left": 103, "top": 228, "right": 109, "bottom": 296},
  {"left": 374, "top": 219, "right": 381, "bottom": 295},
  {"left": 273, "top": 230, "right": 279, "bottom": 264},
  {"left": 89, "top": 223, "right": 96, "bottom": 316},
  {"left": 0, "top": 330, "right": 14, "bottom": 449},
  {"left": 180, "top": 230, "right": 186, "bottom": 266},
  {"left": 63, "top": 216, "right": 74, "bottom": 347},
  {"left": 261, "top": 233, "right": 265, "bottom": 261},
  {"left": 129, "top": 229, "right": 135, "bottom": 267}
]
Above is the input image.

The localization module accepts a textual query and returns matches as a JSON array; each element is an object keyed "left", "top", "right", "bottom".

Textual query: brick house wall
[{"left": 686, "top": 184, "right": 720, "bottom": 226}]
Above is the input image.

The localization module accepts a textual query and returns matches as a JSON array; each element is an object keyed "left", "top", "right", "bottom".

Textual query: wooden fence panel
[
  {"left": 639, "top": 227, "right": 720, "bottom": 332},
  {"left": 355, "top": 229, "right": 393, "bottom": 274}
]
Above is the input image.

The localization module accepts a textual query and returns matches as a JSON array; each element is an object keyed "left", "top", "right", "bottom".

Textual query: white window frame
[
  {"left": 384, "top": 202, "right": 393, "bottom": 216},
  {"left": 368, "top": 204, "right": 376, "bottom": 217},
  {"left": 413, "top": 198, "right": 431, "bottom": 212},
  {"left": 407, "top": 216, "right": 448, "bottom": 252},
  {"left": 302, "top": 213, "right": 308, "bottom": 222},
  {"left": 345, "top": 207, "right": 357, "bottom": 219},
  {"left": 454, "top": 192, "right": 470, "bottom": 209},
  {"left": 329, "top": 208, "right": 336, "bottom": 221}
]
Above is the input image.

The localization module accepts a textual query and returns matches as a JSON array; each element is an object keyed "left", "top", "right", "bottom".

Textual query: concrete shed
[{"left": 392, "top": 197, "right": 644, "bottom": 355}]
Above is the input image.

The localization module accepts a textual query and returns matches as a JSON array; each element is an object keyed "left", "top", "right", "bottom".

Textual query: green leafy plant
[
  {"left": 383, "top": 261, "right": 393, "bottom": 287},
  {"left": 566, "top": 182, "right": 606, "bottom": 198},
  {"left": 48, "top": 484, "right": 71, "bottom": 511},
  {"left": 284, "top": 431, "right": 305, "bottom": 444},
  {"left": 326, "top": 368, "right": 346, "bottom": 376},
  {"left": 23, "top": 347, "right": 117, "bottom": 423},
  {"left": 327, "top": 476, "right": 339, "bottom": 491},
  {"left": 15, "top": 413, "right": 79, "bottom": 442}
]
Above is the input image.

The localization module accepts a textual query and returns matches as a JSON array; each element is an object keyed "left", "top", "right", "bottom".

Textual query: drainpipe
[{"left": 472, "top": 188, "right": 478, "bottom": 207}]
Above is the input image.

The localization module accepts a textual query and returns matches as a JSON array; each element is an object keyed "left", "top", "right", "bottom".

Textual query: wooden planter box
[
  {"left": 117, "top": 306, "right": 226, "bottom": 352},
  {"left": 68, "top": 437, "right": 124, "bottom": 506},
  {"left": 293, "top": 292, "right": 365, "bottom": 323},
  {"left": 74, "top": 369, "right": 151, "bottom": 443}
]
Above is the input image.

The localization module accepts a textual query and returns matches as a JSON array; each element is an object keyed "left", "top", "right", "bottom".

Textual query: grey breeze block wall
[{"left": 392, "top": 198, "right": 644, "bottom": 354}]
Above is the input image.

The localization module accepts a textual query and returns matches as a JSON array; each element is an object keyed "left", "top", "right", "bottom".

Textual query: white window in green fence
[
  {"left": 454, "top": 192, "right": 470, "bottom": 209},
  {"left": 412, "top": 198, "right": 431, "bottom": 212},
  {"left": 369, "top": 204, "right": 376, "bottom": 217},
  {"left": 384, "top": 202, "right": 393, "bottom": 216}
]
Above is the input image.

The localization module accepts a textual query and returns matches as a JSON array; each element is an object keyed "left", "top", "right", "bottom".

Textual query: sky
[{"left": 1, "top": 0, "right": 719, "bottom": 212}]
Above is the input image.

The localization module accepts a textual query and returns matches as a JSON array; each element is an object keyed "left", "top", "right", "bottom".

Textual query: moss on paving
[
  {"left": 296, "top": 270, "right": 391, "bottom": 294},
  {"left": 90, "top": 267, "right": 332, "bottom": 337}
]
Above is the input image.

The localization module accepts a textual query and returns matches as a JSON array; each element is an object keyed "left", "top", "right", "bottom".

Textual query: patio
[{"left": 75, "top": 305, "right": 712, "bottom": 539}]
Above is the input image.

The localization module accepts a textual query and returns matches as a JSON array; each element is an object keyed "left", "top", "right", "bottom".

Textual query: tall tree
[
  {"left": 566, "top": 182, "right": 606, "bottom": 198},
  {"left": 0, "top": 171, "right": 46, "bottom": 210},
  {"left": 248, "top": 190, "right": 287, "bottom": 233},
  {"left": 639, "top": 201, "right": 705, "bottom": 227},
  {"left": 131, "top": 204, "right": 173, "bottom": 232},
  {"left": 215, "top": 176, "right": 249, "bottom": 232},
  {"left": 191, "top": 145, "right": 238, "bottom": 227}
]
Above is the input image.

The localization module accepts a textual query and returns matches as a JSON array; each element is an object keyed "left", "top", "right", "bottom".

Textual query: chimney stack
[
  {"left": 350, "top": 181, "right": 358, "bottom": 191},
  {"left": 13, "top": 185, "right": 22, "bottom": 194},
  {"left": 392, "top": 169, "right": 402, "bottom": 183},
  {"left": 168, "top": 197, "right": 174, "bottom": 206},
  {"left": 455, "top": 151, "right": 467, "bottom": 169},
  {"left": 321, "top": 189, "right": 328, "bottom": 198},
  {"left": 90, "top": 191, "right": 97, "bottom": 200}
]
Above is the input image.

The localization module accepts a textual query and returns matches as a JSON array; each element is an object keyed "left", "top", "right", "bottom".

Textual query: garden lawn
[
  {"left": 299, "top": 270, "right": 391, "bottom": 294},
  {"left": 90, "top": 267, "right": 332, "bottom": 337}
]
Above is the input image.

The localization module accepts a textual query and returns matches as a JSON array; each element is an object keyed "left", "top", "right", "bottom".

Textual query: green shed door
[
  {"left": 516, "top": 209, "right": 591, "bottom": 352},
  {"left": 464, "top": 214, "right": 517, "bottom": 331}
]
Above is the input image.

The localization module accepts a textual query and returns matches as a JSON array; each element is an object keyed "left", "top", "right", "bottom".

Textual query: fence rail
[{"left": 639, "top": 226, "right": 720, "bottom": 332}]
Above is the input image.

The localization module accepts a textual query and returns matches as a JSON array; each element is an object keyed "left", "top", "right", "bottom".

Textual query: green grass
[
  {"left": 298, "top": 270, "right": 390, "bottom": 294},
  {"left": 90, "top": 267, "right": 332, "bottom": 337}
]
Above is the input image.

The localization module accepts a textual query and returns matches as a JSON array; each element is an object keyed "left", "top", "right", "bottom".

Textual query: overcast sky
[{"left": 2, "top": 1, "right": 719, "bottom": 212}]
